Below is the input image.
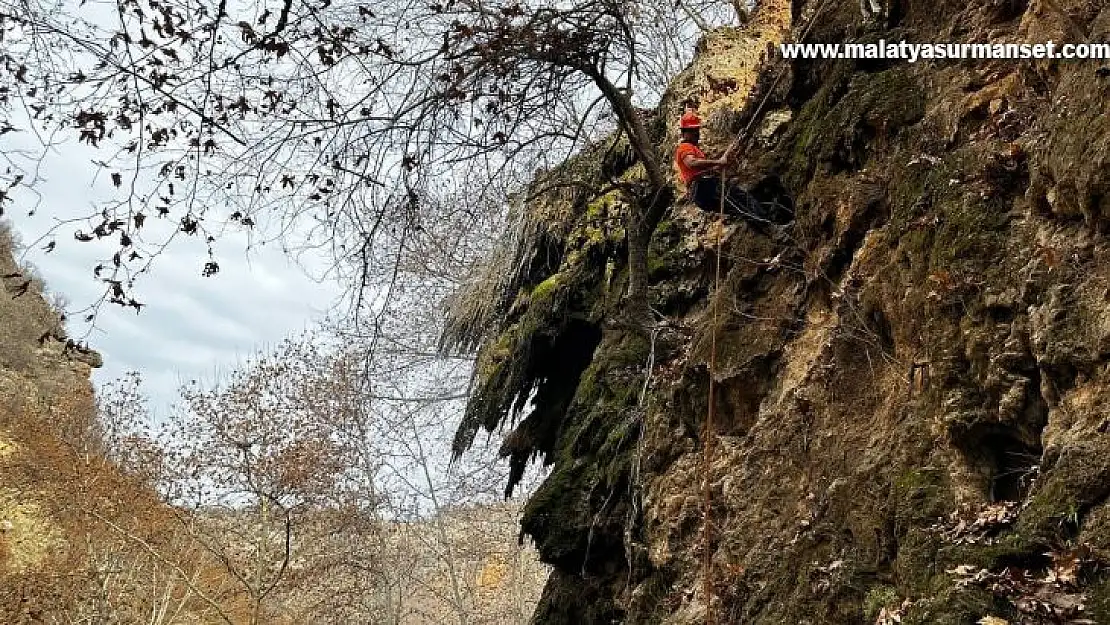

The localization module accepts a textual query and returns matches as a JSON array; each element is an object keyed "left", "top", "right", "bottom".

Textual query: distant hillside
[
  {"left": 0, "top": 221, "right": 209, "bottom": 622},
  {"left": 0, "top": 219, "right": 102, "bottom": 581},
  {"left": 0, "top": 220, "right": 547, "bottom": 623}
]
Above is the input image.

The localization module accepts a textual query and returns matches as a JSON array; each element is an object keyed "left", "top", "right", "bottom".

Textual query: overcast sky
[{"left": 5, "top": 132, "right": 342, "bottom": 416}]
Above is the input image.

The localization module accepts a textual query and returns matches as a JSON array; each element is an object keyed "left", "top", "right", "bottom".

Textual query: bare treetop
[{"left": 0, "top": 0, "right": 734, "bottom": 323}]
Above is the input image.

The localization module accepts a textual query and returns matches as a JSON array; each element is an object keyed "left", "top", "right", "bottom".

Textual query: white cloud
[{"left": 4, "top": 131, "right": 342, "bottom": 416}]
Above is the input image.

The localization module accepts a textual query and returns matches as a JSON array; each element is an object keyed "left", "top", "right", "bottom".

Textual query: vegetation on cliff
[
  {"left": 8, "top": 0, "right": 1110, "bottom": 621},
  {"left": 444, "top": 0, "right": 1110, "bottom": 623}
]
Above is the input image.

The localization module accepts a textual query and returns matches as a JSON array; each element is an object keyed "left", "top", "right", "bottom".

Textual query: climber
[{"left": 674, "top": 107, "right": 785, "bottom": 225}]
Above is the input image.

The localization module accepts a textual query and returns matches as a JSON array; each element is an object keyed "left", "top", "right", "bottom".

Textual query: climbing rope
[
  {"left": 698, "top": 2, "right": 837, "bottom": 621},
  {"left": 700, "top": 165, "right": 726, "bottom": 625}
]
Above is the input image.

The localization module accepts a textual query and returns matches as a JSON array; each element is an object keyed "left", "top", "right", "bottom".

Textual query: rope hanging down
[
  {"left": 700, "top": 166, "right": 726, "bottom": 625},
  {"left": 697, "top": 3, "right": 836, "bottom": 619}
]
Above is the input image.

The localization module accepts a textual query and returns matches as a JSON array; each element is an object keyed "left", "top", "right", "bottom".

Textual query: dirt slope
[{"left": 448, "top": 1, "right": 1110, "bottom": 622}]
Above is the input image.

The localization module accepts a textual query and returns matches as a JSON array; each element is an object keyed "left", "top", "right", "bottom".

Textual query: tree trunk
[
  {"left": 625, "top": 211, "right": 653, "bottom": 328},
  {"left": 624, "top": 187, "right": 674, "bottom": 329},
  {"left": 582, "top": 67, "right": 674, "bottom": 332}
]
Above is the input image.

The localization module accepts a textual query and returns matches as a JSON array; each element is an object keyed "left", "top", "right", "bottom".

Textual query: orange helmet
[{"left": 679, "top": 111, "right": 701, "bottom": 130}]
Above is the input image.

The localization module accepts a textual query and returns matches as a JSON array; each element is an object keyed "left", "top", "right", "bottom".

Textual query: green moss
[
  {"left": 779, "top": 65, "right": 925, "bottom": 188},
  {"left": 779, "top": 62, "right": 851, "bottom": 184},
  {"left": 940, "top": 535, "right": 1044, "bottom": 580},
  {"left": 521, "top": 458, "right": 602, "bottom": 565},
  {"left": 599, "top": 414, "right": 636, "bottom": 455},
  {"left": 475, "top": 350, "right": 505, "bottom": 385},
  {"left": 520, "top": 333, "right": 651, "bottom": 566},
  {"left": 461, "top": 266, "right": 597, "bottom": 452},
  {"left": 931, "top": 200, "right": 1008, "bottom": 274},
  {"left": 901, "top": 586, "right": 1003, "bottom": 625},
  {"left": 905, "top": 149, "right": 1008, "bottom": 270},
  {"left": 532, "top": 273, "right": 564, "bottom": 302},
  {"left": 863, "top": 585, "right": 899, "bottom": 621},
  {"left": 646, "top": 216, "right": 688, "bottom": 280},
  {"left": 1085, "top": 576, "right": 1110, "bottom": 622},
  {"left": 894, "top": 468, "right": 952, "bottom": 528},
  {"left": 654, "top": 217, "right": 678, "bottom": 239},
  {"left": 893, "top": 529, "right": 943, "bottom": 596},
  {"left": 887, "top": 162, "right": 934, "bottom": 227},
  {"left": 586, "top": 189, "right": 622, "bottom": 220},
  {"left": 542, "top": 330, "right": 649, "bottom": 489},
  {"left": 455, "top": 178, "right": 634, "bottom": 452},
  {"left": 1015, "top": 467, "right": 1085, "bottom": 544},
  {"left": 600, "top": 331, "right": 651, "bottom": 369},
  {"left": 626, "top": 572, "right": 679, "bottom": 623},
  {"left": 620, "top": 162, "right": 647, "bottom": 183}
]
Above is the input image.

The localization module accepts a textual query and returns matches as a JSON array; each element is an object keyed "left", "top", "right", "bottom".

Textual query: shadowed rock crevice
[{"left": 500, "top": 319, "right": 603, "bottom": 497}]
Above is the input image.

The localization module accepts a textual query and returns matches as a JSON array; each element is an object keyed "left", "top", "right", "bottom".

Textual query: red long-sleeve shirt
[{"left": 674, "top": 141, "right": 708, "bottom": 185}]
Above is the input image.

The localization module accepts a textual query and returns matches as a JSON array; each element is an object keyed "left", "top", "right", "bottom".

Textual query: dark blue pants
[{"left": 689, "top": 175, "right": 786, "bottom": 225}]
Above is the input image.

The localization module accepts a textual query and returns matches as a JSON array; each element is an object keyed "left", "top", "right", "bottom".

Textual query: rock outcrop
[
  {"left": 0, "top": 228, "right": 154, "bottom": 621},
  {"left": 447, "top": 0, "right": 1110, "bottom": 622},
  {"left": 0, "top": 226, "right": 95, "bottom": 572}
]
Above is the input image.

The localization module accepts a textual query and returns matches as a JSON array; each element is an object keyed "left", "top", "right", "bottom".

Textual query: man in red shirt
[{"left": 674, "top": 108, "right": 773, "bottom": 223}]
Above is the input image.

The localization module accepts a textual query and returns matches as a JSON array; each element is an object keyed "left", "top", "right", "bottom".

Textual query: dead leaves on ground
[
  {"left": 931, "top": 501, "right": 1020, "bottom": 545},
  {"left": 947, "top": 543, "right": 1103, "bottom": 624},
  {"left": 912, "top": 502, "right": 1107, "bottom": 624}
]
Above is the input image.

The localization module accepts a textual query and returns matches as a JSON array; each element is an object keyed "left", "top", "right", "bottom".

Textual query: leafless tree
[
  {"left": 91, "top": 334, "right": 547, "bottom": 623},
  {"left": 146, "top": 336, "right": 385, "bottom": 623},
  {"left": 0, "top": 0, "right": 734, "bottom": 329}
]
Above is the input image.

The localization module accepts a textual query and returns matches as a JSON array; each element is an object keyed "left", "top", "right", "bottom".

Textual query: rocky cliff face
[
  {"left": 447, "top": 0, "right": 1110, "bottom": 622},
  {"left": 0, "top": 228, "right": 149, "bottom": 621},
  {"left": 0, "top": 226, "right": 100, "bottom": 576}
]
